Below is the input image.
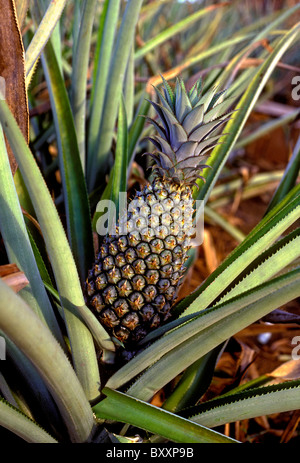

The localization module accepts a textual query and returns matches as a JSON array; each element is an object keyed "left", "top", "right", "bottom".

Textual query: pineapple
[{"left": 84, "top": 77, "right": 232, "bottom": 349}]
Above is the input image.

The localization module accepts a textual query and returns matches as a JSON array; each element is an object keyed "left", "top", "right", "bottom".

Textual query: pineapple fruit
[{"left": 84, "top": 77, "right": 232, "bottom": 349}]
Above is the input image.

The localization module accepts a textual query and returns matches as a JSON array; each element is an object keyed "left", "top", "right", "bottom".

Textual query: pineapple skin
[{"left": 85, "top": 177, "right": 194, "bottom": 347}]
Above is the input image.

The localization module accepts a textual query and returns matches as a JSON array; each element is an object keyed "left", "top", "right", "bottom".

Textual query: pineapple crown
[{"left": 146, "top": 76, "right": 234, "bottom": 187}]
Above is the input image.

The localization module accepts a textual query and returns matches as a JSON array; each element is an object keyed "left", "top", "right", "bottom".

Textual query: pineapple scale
[{"left": 84, "top": 178, "right": 194, "bottom": 346}]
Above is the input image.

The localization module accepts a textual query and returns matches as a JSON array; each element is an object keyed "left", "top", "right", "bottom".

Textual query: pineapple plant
[
  {"left": 1, "top": 0, "right": 300, "bottom": 444},
  {"left": 84, "top": 77, "right": 232, "bottom": 350}
]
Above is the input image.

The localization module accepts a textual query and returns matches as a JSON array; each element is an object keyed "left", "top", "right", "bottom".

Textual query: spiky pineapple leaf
[
  {"left": 105, "top": 267, "right": 300, "bottom": 394},
  {"left": 122, "top": 268, "right": 300, "bottom": 402},
  {"left": 182, "top": 104, "right": 204, "bottom": 133},
  {"left": 175, "top": 78, "right": 192, "bottom": 123},
  {"left": 161, "top": 75, "right": 175, "bottom": 109},
  {"left": 203, "top": 97, "right": 235, "bottom": 123},
  {"left": 188, "top": 79, "right": 201, "bottom": 104},
  {"left": 216, "top": 227, "right": 300, "bottom": 304},
  {"left": 175, "top": 187, "right": 300, "bottom": 318},
  {"left": 0, "top": 92, "right": 103, "bottom": 401},
  {"left": 189, "top": 118, "right": 230, "bottom": 143},
  {"left": 0, "top": 124, "right": 63, "bottom": 343},
  {"left": 41, "top": 35, "right": 94, "bottom": 285},
  {"left": 0, "top": 279, "right": 95, "bottom": 442},
  {"left": 180, "top": 380, "right": 300, "bottom": 429},
  {"left": 93, "top": 387, "right": 238, "bottom": 443},
  {"left": 0, "top": 397, "right": 58, "bottom": 443},
  {"left": 152, "top": 84, "right": 174, "bottom": 114},
  {"left": 194, "top": 22, "right": 300, "bottom": 203},
  {"left": 25, "top": 0, "right": 68, "bottom": 85}
]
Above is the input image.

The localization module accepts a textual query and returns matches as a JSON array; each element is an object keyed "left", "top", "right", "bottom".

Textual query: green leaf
[
  {"left": 266, "top": 134, "right": 300, "bottom": 214},
  {"left": 41, "top": 37, "right": 94, "bottom": 284},
  {"left": 87, "top": 0, "right": 144, "bottom": 191},
  {"left": 0, "top": 398, "right": 58, "bottom": 443},
  {"left": 71, "top": 0, "right": 97, "bottom": 170},
  {"left": 123, "top": 46, "right": 135, "bottom": 127},
  {"left": 106, "top": 267, "right": 300, "bottom": 397},
  {"left": 42, "top": 280, "right": 114, "bottom": 354},
  {"left": 204, "top": 206, "right": 246, "bottom": 243},
  {"left": 93, "top": 388, "right": 238, "bottom": 443},
  {"left": 125, "top": 268, "right": 300, "bottom": 402},
  {"left": 235, "top": 109, "right": 300, "bottom": 151},
  {"left": 162, "top": 346, "right": 225, "bottom": 413},
  {"left": 181, "top": 380, "right": 300, "bottom": 429},
  {"left": 217, "top": 227, "right": 300, "bottom": 304},
  {"left": 176, "top": 187, "right": 300, "bottom": 318},
  {"left": 134, "top": 4, "right": 229, "bottom": 60},
  {"left": 0, "top": 279, "right": 94, "bottom": 443},
  {"left": 0, "top": 123, "right": 64, "bottom": 345},
  {"left": 109, "top": 96, "right": 129, "bottom": 217},
  {"left": 128, "top": 96, "right": 151, "bottom": 164},
  {"left": 1, "top": 333, "right": 66, "bottom": 437},
  {"left": 195, "top": 22, "right": 300, "bottom": 205},
  {"left": 87, "top": 0, "right": 121, "bottom": 175},
  {"left": 0, "top": 95, "right": 106, "bottom": 401},
  {"left": 93, "top": 96, "right": 129, "bottom": 235},
  {"left": 25, "top": 0, "right": 68, "bottom": 85}
]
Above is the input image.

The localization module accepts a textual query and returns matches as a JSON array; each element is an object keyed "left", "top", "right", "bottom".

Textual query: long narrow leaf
[
  {"left": 217, "top": 227, "right": 300, "bottom": 304},
  {"left": 124, "top": 268, "right": 300, "bottom": 401},
  {"left": 25, "top": 0, "right": 68, "bottom": 85},
  {"left": 1, "top": 333, "right": 66, "bottom": 437},
  {"left": 128, "top": 96, "right": 151, "bottom": 165},
  {"left": 235, "top": 109, "right": 300, "bottom": 150},
  {"left": 182, "top": 380, "right": 300, "bottom": 429},
  {"left": 134, "top": 4, "right": 229, "bottom": 60},
  {"left": 110, "top": 96, "right": 128, "bottom": 214},
  {"left": 41, "top": 36, "right": 94, "bottom": 284},
  {"left": 162, "top": 346, "right": 224, "bottom": 413},
  {"left": 0, "top": 95, "right": 111, "bottom": 402},
  {"left": 266, "top": 134, "right": 300, "bottom": 214},
  {"left": 0, "top": 279, "right": 94, "bottom": 443},
  {"left": 195, "top": 21, "right": 300, "bottom": 205},
  {"left": 0, "top": 124, "right": 64, "bottom": 345},
  {"left": 123, "top": 46, "right": 134, "bottom": 127},
  {"left": 93, "top": 388, "right": 238, "bottom": 443},
  {"left": 176, "top": 189, "right": 300, "bottom": 318},
  {"left": 71, "top": 0, "right": 97, "bottom": 170},
  {"left": 0, "top": 398, "right": 57, "bottom": 443},
  {"left": 106, "top": 267, "right": 300, "bottom": 393},
  {"left": 88, "top": 0, "right": 144, "bottom": 191},
  {"left": 87, "top": 0, "right": 121, "bottom": 178}
]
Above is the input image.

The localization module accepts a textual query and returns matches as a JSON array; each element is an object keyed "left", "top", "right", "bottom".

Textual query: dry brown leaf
[
  {"left": 280, "top": 410, "right": 300, "bottom": 443},
  {"left": 0, "top": 263, "right": 19, "bottom": 278},
  {"left": 0, "top": 264, "right": 29, "bottom": 292},
  {"left": 267, "top": 359, "right": 300, "bottom": 381},
  {"left": 14, "top": 0, "right": 30, "bottom": 30},
  {"left": 0, "top": 0, "right": 29, "bottom": 175},
  {"left": 203, "top": 228, "right": 219, "bottom": 273}
]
